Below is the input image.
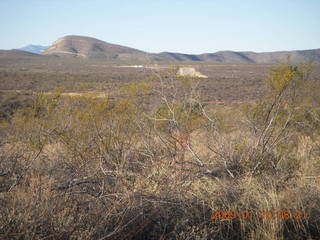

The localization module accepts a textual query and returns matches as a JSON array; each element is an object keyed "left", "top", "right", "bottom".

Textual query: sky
[{"left": 0, "top": 0, "right": 319, "bottom": 54}]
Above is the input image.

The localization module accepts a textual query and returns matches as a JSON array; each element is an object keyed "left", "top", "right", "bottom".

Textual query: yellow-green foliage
[
  {"left": 235, "top": 61, "right": 319, "bottom": 175},
  {"left": 246, "top": 61, "right": 314, "bottom": 128},
  {"left": 266, "top": 63, "right": 295, "bottom": 93},
  {"left": 121, "top": 80, "right": 150, "bottom": 98}
]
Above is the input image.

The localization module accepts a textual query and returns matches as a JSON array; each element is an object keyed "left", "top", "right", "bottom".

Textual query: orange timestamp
[{"left": 211, "top": 210, "right": 309, "bottom": 220}]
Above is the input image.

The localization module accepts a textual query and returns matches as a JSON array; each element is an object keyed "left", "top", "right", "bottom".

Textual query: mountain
[
  {"left": 17, "top": 45, "right": 49, "bottom": 54},
  {"left": 157, "top": 52, "right": 202, "bottom": 61},
  {"left": 12, "top": 35, "right": 319, "bottom": 64},
  {"left": 161, "top": 49, "right": 320, "bottom": 63},
  {"left": 198, "top": 51, "right": 255, "bottom": 63},
  {"left": 41, "top": 35, "right": 151, "bottom": 61},
  {"left": 0, "top": 49, "right": 43, "bottom": 59},
  {"left": 239, "top": 49, "right": 320, "bottom": 63}
]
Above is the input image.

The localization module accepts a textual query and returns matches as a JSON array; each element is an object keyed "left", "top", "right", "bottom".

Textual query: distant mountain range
[
  {"left": 3, "top": 35, "right": 320, "bottom": 63},
  {"left": 16, "top": 45, "right": 49, "bottom": 54},
  {"left": 0, "top": 49, "right": 42, "bottom": 58}
]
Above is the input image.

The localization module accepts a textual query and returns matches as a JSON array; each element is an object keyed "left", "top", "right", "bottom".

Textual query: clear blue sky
[{"left": 1, "top": 0, "right": 319, "bottom": 54}]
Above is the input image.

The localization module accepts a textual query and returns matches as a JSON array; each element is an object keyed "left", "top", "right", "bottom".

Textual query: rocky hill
[{"left": 41, "top": 35, "right": 151, "bottom": 62}]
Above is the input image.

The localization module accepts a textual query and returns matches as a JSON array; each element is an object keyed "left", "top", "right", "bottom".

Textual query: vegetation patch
[{"left": 0, "top": 62, "right": 320, "bottom": 239}]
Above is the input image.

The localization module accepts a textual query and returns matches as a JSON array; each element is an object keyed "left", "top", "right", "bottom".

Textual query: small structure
[{"left": 177, "top": 67, "right": 208, "bottom": 78}]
